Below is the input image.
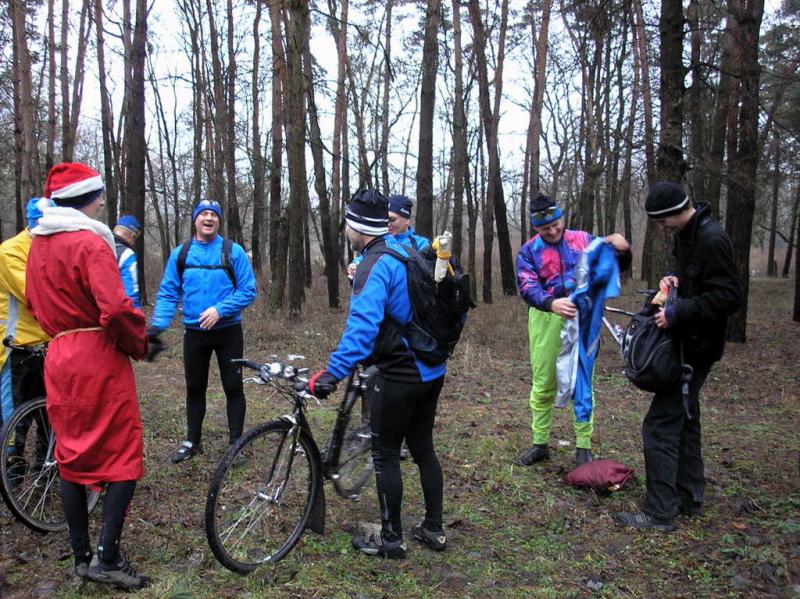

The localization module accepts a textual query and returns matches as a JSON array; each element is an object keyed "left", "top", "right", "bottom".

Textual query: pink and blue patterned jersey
[{"left": 515, "top": 229, "right": 594, "bottom": 311}]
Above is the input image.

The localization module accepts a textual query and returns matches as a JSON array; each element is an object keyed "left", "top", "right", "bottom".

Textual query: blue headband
[{"left": 531, "top": 206, "right": 562, "bottom": 227}]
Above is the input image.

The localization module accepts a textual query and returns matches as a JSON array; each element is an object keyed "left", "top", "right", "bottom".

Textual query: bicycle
[
  {"left": 0, "top": 341, "right": 102, "bottom": 532},
  {"left": 205, "top": 357, "right": 375, "bottom": 573}
]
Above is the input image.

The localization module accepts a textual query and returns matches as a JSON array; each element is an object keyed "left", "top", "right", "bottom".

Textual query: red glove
[{"left": 308, "top": 369, "right": 338, "bottom": 399}]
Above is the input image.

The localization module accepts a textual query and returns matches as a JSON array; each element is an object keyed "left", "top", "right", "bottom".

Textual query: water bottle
[{"left": 433, "top": 231, "right": 452, "bottom": 283}]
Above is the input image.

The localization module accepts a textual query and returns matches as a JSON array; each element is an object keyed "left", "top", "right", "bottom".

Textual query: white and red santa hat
[{"left": 44, "top": 162, "right": 105, "bottom": 208}]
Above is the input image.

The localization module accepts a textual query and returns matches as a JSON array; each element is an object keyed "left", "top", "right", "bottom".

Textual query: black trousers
[
  {"left": 642, "top": 365, "right": 710, "bottom": 520},
  {"left": 370, "top": 374, "right": 445, "bottom": 541},
  {"left": 183, "top": 324, "right": 246, "bottom": 445},
  {"left": 10, "top": 348, "right": 46, "bottom": 408}
]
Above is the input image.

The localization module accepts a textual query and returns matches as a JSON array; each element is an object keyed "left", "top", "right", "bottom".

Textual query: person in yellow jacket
[{"left": 0, "top": 198, "right": 53, "bottom": 426}]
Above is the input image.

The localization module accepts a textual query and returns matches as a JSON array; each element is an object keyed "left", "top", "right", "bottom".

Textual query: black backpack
[
  {"left": 374, "top": 244, "right": 475, "bottom": 365},
  {"left": 621, "top": 290, "right": 694, "bottom": 416},
  {"left": 176, "top": 238, "right": 236, "bottom": 287}
]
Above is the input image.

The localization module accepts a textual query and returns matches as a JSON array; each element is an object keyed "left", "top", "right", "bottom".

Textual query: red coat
[{"left": 26, "top": 230, "right": 147, "bottom": 485}]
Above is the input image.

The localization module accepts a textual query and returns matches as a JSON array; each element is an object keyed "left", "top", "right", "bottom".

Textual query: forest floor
[{"left": 0, "top": 277, "right": 798, "bottom": 598}]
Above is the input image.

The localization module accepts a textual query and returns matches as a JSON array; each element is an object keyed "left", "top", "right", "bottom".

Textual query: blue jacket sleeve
[
  {"left": 326, "top": 258, "right": 392, "bottom": 380},
  {"left": 118, "top": 250, "right": 141, "bottom": 308},
  {"left": 150, "top": 248, "right": 182, "bottom": 330},
  {"left": 214, "top": 243, "right": 257, "bottom": 318}
]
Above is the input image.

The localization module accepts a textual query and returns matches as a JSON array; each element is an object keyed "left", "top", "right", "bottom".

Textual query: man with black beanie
[
  {"left": 308, "top": 188, "right": 448, "bottom": 559},
  {"left": 615, "top": 181, "right": 741, "bottom": 532}
]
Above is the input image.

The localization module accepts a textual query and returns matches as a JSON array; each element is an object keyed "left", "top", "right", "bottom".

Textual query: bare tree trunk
[
  {"left": 225, "top": 0, "right": 243, "bottom": 244},
  {"left": 123, "top": 0, "right": 148, "bottom": 303},
  {"left": 766, "top": 134, "right": 780, "bottom": 277},
  {"left": 687, "top": 0, "right": 707, "bottom": 202},
  {"left": 380, "top": 0, "right": 393, "bottom": 194},
  {"left": 205, "top": 0, "right": 227, "bottom": 230},
  {"left": 46, "top": 0, "right": 57, "bottom": 171},
  {"left": 285, "top": 0, "right": 309, "bottom": 314},
  {"left": 251, "top": 0, "right": 265, "bottom": 273},
  {"left": 707, "top": 9, "right": 736, "bottom": 215},
  {"left": 304, "top": 33, "right": 340, "bottom": 308},
  {"left": 469, "top": 0, "right": 515, "bottom": 297},
  {"left": 94, "top": 0, "right": 119, "bottom": 225},
  {"left": 648, "top": 0, "right": 685, "bottom": 288},
  {"left": 783, "top": 184, "right": 799, "bottom": 278},
  {"left": 416, "top": 0, "right": 440, "bottom": 238},
  {"left": 633, "top": 0, "right": 658, "bottom": 281},
  {"left": 725, "top": 0, "right": 764, "bottom": 342},
  {"left": 328, "top": 0, "right": 348, "bottom": 274},
  {"left": 10, "top": 0, "right": 40, "bottom": 210},
  {"left": 60, "top": 0, "right": 72, "bottom": 161},
  {"left": 450, "top": 0, "right": 465, "bottom": 258},
  {"left": 269, "top": 0, "right": 286, "bottom": 273}
]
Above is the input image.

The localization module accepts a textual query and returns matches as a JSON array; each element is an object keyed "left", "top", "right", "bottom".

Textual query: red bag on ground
[{"left": 564, "top": 459, "right": 633, "bottom": 493}]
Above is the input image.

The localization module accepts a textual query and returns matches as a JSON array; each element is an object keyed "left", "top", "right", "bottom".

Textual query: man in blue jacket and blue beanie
[
  {"left": 149, "top": 200, "right": 257, "bottom": 463},
  {"left": 113, "top": 215, "right": 142, "bottom": 308},
  {"left": 347, "top": 194, "right": 429, "bottom": 281},
  {"left": 309, "top": 189, "right": 448, "bottom": 559}
]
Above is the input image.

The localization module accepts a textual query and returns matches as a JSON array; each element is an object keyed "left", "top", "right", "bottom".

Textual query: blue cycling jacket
[
  {"left": 328, "top": 235, "right": 445, "bottom": 383},
  {"left": 114, "top": 235, "right": 140, "bottom": 308},
  {"left": 151, "top": 235, "right": 256, "bottom": 331},
  {"left": 352, "top": 227, "right": 430, "bottom": 269},
  {"left": 393, "top": 227, "right": 430, "bottom": 252}
]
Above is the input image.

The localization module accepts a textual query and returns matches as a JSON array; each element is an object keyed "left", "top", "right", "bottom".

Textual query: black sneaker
[
  {"left": 171, "top": 441, "right": 202, "bottom": 464},
  {"left": 613, "top": 511, "right": 677, "bottom": 532},
  {"left": 575, "top": 448, "right": 594, "bottom": 466},
  {"left": 679, "top": 502, "right": 703, "bottom": 517},
  {"left": 515, "top": 444, "right": 549, "bottom": 466},
  {"left": 411, "top": 523, "right": 447, "bottom": 551},
  {"left": 88, "top": 554, "right": 150, "bottom": 590},
  {"left": 351, "top": 524, "right": 406, "bottom": 559},
  {"left": 73, "top": 552, "right": 92, "bottom": 579}
]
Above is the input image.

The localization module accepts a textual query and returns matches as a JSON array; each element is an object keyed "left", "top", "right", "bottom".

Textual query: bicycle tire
[
  {"left": 331, "top": 380, "right": 374, "bottom": 501},
  {"left": 205, "top": 419, "right": 320, "bottom": 573},
  {"left": 0, "top": 397, "right": 101, "bottom": 533}
]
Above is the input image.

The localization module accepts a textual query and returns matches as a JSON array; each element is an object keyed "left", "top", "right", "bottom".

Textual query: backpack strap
[{"left": 176, "top": 238, "right": 237, "bottom": 288}]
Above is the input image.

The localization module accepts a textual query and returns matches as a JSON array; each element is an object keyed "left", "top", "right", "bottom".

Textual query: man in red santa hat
[{"left": 26, "top": 162, "right": 150, "bottom": 590}]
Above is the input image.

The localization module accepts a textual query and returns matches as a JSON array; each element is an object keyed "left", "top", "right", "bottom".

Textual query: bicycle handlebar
[
  {"left": 2, "top": 335, "right": 48, "bottom": 354},
  {"left": 232, "top": 358, "right": 311, "bottom": 394}
]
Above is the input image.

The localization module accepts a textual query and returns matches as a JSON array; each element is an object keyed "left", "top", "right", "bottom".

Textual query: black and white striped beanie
[{"left": 345, "top": 188, "right": 389, "bottom": 236}]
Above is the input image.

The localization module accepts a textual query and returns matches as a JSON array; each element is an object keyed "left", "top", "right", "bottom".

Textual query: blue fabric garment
[
  {"left": 559, "top": 238, "right": 621, "bottom": 422},
  {"left": 328, "top": 235, "right": 445, "bottom": 383},
  {"left": 151, "top": 235, "right": 256, "bottom": 331},
  {"left": 115, "top": 237, "right": 140, "bottom": 308},
  {"left": 352, "top": 227, "right": 430, "bottom": 269},
  {"left": 393, "top": 227, "right": 430, "bottom": 252},
  {"left": 0, "top": 360, "right": 12, "bottom": 425}
]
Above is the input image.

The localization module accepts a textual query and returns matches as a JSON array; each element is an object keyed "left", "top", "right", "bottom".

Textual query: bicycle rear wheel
[
  {"left": 331, "top": 378, "right": 374, "bottom": 501},
  {"left": 205, "top": 420, "right": 320, "bottom": 573},
  {"left": 0, "top": 397, "right": 101, "bottom": 532}
]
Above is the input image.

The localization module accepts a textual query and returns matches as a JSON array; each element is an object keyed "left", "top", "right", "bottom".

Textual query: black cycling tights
[
  {"left": 184, "top": 324, "right": 246, "bottom": 445},
  {"left": 370, "top": 375, "right": 445, "bottom": 542},
  {"left": 61, "top": 480, "right": 136, "bottom": 565}
]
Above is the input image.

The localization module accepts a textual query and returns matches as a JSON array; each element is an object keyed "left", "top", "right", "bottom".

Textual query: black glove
[
  {"left": 308, "top": 369, "right": 338, "bottom": 399},
  {"left": 146, "top": 329, "right": 165, "bottom": 362}
]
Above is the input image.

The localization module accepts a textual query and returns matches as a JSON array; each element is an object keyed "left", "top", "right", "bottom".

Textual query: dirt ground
[{"left": 0, "top": 277, "right": 797, "bottom": 598}]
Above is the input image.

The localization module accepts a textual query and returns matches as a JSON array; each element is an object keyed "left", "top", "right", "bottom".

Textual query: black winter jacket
[{"left": 670, "top": 203, "right": 742, "bottom": 367}]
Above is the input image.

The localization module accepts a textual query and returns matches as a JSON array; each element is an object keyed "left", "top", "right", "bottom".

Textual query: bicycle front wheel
[
  {"left": 0, "top": 397, "right": 101, "bottom": 533},
  {"left": 205, "top": 420, "right": 320, "bottom": 573},
  {"left": 331, "top": 380, "right": 374, "bottom": 501}
]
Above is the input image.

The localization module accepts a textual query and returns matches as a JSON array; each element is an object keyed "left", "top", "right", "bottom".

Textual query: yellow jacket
[{"left": 0, "top": 229, "right": 50, "bottom": 370}]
